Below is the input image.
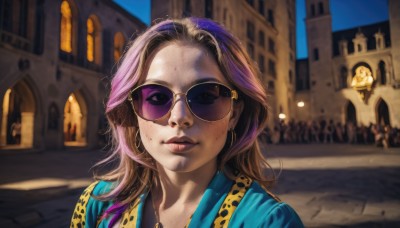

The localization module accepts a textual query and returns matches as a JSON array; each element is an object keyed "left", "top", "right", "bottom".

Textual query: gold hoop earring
[
  {"left": 135, "top": 130, "right": 141, "bottom": 149},
  {"left": 229, "top": 129, "right": 236, "bottom": 148}
]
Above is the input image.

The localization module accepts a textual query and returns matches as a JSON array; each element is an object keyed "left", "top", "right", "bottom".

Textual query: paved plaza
[{"left": 0, "top": 144, "right": 399, "bottom": 227}]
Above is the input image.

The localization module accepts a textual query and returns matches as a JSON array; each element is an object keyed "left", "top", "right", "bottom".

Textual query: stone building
[
  {"left": 296, "top": 0, "right": 400, "bottom": 127},
  {"left": 0, "top": 0, "right": 146, "bottom": 150},
  {"left": 151, "top": 0, "right": 297, "bottom": 126}
]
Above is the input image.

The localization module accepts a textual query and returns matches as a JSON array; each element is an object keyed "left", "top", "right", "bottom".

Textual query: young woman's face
[{"left": 136, "top": 42, "right": 242, "bottom": 174}]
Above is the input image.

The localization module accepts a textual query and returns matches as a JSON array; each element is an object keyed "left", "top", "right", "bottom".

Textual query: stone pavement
[
  {"left": 0, "top": 144, "right": 399, "bottom": 227},
  {"left": 264, "top": 144, "right": 400, "bottom": 227}
]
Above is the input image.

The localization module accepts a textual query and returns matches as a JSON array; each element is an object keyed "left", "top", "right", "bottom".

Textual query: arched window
[
  {"left": 378, "top": 61, "right": 386, "bottom": 85},
  {"left": 340, "top": 66, "right": 348, "bottom": 89},
  {"left": 60, "top": 0, "right": 72, "bottom": 53},
  {"left": 86, "top": 15, "right": 102, "bottom": 65},
  {"left": 114, "top": 32, "right": 125, "bottom": 62},
  {"left": 87, "top": 18, "right": 95, "bottom": 62},
  {"left": 357, "top": 44, "right": 362, "bottom": 52}
]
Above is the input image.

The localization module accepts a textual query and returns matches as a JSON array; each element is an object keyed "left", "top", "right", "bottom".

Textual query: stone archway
[
  {"left": 376, "top": 98, "right": 390, "bottom": 126},
  {"left": 1, "top": 80, "right": 36, "bottom": 148},
  {"left": 345, "top": 101, "right": 357, "bottom": 125},
  {"left": 63, "top": 91, "right": 87, "bottom": 146}
]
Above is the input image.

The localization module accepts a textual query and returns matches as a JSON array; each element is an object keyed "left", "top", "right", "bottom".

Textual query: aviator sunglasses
[{"left": 128, "top": 82, "right": 238, "bottom": 122}]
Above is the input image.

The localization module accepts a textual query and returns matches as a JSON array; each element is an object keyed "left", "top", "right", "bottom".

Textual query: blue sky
[{"left": 114, "top": 0, "right": 389, "bottom": 59}]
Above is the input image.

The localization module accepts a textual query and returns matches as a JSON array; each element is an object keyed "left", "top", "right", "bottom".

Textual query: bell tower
[
  {"left": 389, "top": 0, "right": 400, "bottom": 84},
  {"left": 305, "top": 0, "right": 334, "bottom": 119}
]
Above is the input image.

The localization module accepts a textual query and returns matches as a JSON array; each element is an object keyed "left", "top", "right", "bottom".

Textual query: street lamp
[
  {"left": 297, "top": 101, "right": 305, "bottom": 107},
  {"left": 278, "top": 113, "right": 286, "bottom": 120}
]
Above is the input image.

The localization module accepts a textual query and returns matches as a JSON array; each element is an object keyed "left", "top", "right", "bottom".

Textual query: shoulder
[
  {"left": 71, "top": 181, "right": 115, "bottom": 228},
  {"left": 231, "top": 181, "right": 304, "bottom": 227}
]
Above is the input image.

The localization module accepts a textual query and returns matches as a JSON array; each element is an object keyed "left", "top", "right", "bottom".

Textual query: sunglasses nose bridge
[{"left": 172, "top": 92, "right": 188, "bottom": 105}]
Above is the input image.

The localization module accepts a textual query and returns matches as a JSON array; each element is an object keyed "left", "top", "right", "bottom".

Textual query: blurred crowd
[{"left": 261, "top": 119, "right": 400, "bottom": 148}]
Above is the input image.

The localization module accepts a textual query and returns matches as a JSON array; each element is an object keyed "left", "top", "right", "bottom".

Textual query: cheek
[
  {"left": 138, "top": 120, "right": 155, "bottom": 143},
  {"left": 208, "top": 120, "right": 230, "bottom": 144}
]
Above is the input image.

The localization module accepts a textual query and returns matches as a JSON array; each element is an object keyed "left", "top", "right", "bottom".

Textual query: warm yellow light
[
  {"left": 278, "top": 113, "right": 286, "bottom": 119},
  {"left": 87, "top": 18, "right": 95, "bottom": 62},
  {"left": 68, "top": 95, "right": 74, "bottom": 102},
  {"left": 114, "top": 32, "right": 125, "bottom": 62},
  {"left": 297, "top": 101, "right": 305, "bottom": 107},
  {"left": 60, "top": 0, "right": 72, "bottom": 53}
]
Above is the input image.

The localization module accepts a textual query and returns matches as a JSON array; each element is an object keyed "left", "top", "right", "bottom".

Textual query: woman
[{"left": 71, "top": 17, "right": 303, "bottom": 228}]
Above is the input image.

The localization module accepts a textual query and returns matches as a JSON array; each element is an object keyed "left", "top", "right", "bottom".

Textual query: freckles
[{"left": 145, "top": 134, "right": 153, "bottom": 141}]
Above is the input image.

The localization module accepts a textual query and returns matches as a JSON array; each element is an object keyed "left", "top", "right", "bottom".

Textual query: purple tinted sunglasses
[{"left": 127, "top": 82, "right": 238, "bottom": 122}]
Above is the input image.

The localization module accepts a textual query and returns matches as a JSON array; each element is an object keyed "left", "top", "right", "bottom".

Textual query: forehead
[{"left": 143, "top": 42, "right": 228, "bottom": 89}]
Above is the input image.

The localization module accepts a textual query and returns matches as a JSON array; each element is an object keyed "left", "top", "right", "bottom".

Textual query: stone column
[{"left": 21, "top": 112, "right": 34, "bottom": 147}]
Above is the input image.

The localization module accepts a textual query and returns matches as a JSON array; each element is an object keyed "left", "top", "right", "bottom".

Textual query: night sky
[{"left": 113, "top": 0, "right": 389, "bottom": 59}]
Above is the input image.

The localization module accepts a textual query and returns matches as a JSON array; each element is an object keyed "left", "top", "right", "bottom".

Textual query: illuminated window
[
  {"left": 114, "top": 32, "right": 125, "bottom": 62},
  {"left": 87, "top": 18, "right": 95, "bottom": 62},
  {"left": 60, "top": 0, "right": 72, "bottom": 53}
]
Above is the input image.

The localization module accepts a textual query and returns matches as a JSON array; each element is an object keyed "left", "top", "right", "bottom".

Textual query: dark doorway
[
  {"left": 377, "top": 99, "right": 390, "bottom": 126},
  {"left": 346, "top": 101, "right": 357, "bottom": 124}
]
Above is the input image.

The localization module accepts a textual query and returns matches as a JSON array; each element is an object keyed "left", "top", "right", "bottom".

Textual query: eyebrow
[{"left": 143, "top": 77, "right": 222, "bottom": 87}]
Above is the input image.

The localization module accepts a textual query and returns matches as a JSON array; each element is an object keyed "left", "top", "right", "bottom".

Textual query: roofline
[{"left": 102, "top": 0, "right": 148, "bottom": 29}]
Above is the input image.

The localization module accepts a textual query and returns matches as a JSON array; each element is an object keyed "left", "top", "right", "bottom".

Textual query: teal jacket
[{"left": 71, "top": 172, "right": 304, "bottom": 227}]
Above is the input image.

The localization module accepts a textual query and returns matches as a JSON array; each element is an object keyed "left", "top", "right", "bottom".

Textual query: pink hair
[{"left": 94, "top": 18, "right": 273, "bottom": 227}]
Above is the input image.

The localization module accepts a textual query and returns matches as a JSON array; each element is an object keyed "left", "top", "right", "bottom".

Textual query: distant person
[
  {"left": 71, "top": 18, "right": 303, "bottom": 227},
  {"left": 10, "top": 119, "right": 22, "bottom": 144},
  {"left": 71, "top": 123, "right": 77, "bottom": 141},
  {"left": 66, "top": 122, "right": 72, "bottom": 141}
]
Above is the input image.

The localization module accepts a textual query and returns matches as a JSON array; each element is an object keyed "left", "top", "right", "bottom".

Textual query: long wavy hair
[{"left": 95, "top": 17, "right": 273, "bottom": 224}]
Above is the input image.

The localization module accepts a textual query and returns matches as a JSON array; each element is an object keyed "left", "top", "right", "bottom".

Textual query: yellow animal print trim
[
  {"left": 119, "top": 197, "right": 141, "bottom": 228},
  {"left": 213, "top": 175, "right": 253, "bottom": 228},
  {"left": 71, "top": 181, "right": 99, "bottom": 228}
]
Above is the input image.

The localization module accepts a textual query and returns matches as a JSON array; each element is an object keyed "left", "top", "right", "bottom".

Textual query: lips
[{"left": 164, "top": 136, "right": 197, "bottom": 153}]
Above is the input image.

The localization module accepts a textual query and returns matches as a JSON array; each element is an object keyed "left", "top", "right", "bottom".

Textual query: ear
[{"left": 228, "top": 101, "right": 244, "bottom": 129}]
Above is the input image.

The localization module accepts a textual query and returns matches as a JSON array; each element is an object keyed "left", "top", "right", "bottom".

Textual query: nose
[{"left": 168, "top": 94, "right": 194, "bottom": 128}]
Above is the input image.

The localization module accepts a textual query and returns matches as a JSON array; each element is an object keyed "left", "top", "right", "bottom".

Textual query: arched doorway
[
  {"left": 345, "top": 101, "right": 357, "bottom": 124},
  {"left": 376, "top": 99, "right": 390, "bottom": 126},
  {"left": 1, "top": 81, "right": 36, "bottom": 148},
  {"left": 64, "top": 92, "right": 87, "bottom": 146}
]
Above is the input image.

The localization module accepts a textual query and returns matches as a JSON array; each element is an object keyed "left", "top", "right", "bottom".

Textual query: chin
[{"left": 161, "top": 160, "right": 198, "bottom": 173}]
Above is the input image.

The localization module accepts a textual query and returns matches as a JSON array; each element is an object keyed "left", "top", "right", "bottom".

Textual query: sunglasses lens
[
  {"left": 131, "top": 84, "right": 173, "bottom": 120},
  {"left": 187, "top": 83, "right": 233, "bottom": 121}
]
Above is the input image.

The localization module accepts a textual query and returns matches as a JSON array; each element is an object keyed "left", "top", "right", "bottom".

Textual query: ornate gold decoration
[{"left": 351, "top": 66, "right": 374, "bottom": 103}]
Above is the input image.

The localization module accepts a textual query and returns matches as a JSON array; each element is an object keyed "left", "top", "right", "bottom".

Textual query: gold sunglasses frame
[{"left": 127, "top": 81, "right": 238, "bottom": 122}]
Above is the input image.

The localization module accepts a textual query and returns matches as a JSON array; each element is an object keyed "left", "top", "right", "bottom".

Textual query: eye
[
  {"left": 146, "top": 92, "right": 170, "bottom": 105},
  {"left": 192, "top": 91, "right": 219, "bottom": 104}
]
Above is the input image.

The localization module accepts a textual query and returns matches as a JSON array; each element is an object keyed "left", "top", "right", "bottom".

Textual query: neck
[{"left": 153, "top": 161, "right": 217, "bottom": 208}]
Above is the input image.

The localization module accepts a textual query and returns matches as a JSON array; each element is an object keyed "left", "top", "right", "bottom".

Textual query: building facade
[
  {"left": 296, "top": 0, "right": 400, "bottom": 127},
  {"left": 0, "top": 0, "right": 146, "bottom": 150},
  {"left": 151, "top": 0, "right": 297, "bottom": 126}
]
